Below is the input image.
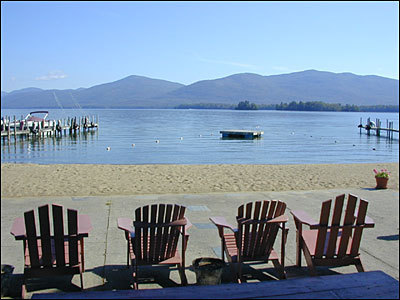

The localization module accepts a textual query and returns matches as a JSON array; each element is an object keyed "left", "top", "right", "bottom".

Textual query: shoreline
[{"left": 1, "top": 162, "right": 398, "bottom": 198}]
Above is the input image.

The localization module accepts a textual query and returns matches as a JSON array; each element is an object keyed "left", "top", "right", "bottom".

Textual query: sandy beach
[{"left": 1, "top": 162, "right": 398, "bottom": 198}]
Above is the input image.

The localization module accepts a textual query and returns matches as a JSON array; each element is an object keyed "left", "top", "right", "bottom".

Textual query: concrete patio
[{"left": 1, "top": 188, "right": 399, "bottom": 298}]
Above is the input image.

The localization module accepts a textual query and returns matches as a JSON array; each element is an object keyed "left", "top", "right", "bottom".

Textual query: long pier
[
  {"left": 1, "top": 114, "right": 98, "bottom": 142},
  {"left": 358, "top": 117, "right": 398, "bottom": 140}
]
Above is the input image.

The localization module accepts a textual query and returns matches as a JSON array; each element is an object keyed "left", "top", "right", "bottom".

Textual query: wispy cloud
[
  {"left": 197, "top": 55, "right": 259, "bottom": 69},
  {"left": 35, "top": 71, "right": 67, "bottom": 81}
]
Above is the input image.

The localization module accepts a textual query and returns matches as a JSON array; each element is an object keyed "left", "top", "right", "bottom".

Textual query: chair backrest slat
[
  {"left": 237, "top": 200, "right": 286, "bottom": 260},
  {"left": 239, "top": 202, "right": 252, "bottom": 257},
  {"left": 254, "top": 201, "right": 270, "bottom": 256},
  {"left": 134, "top": 204, "right": 186, "bottom": 263},
  {"left": 38, "top": 205, "right": 53, "bottom": 267},
  {"left": 249, "top": 201, "right": 262, "bottom": 257},
  {"left": 263, "top": 201, "right": 285, "bottom": 257},
  {"left": 67, "top": 209, "right": 79, "bottom": 266},
  {"left": 139, "top": 205, "right": 149, "bottom": 262},
  {"left": 315, "top": 200, "right": 332, "bottom": 258},
  {"left": 350, "top": 199, "right": 368, "bottom": 256},
  {"left": 134, "top": 207, "right": 143, "bottom": 261},
  {"left": 166, "top": 204, "right": 184, "bottom": 258},
  {"left": 161, "top": 204, "right": 173, "bottom": 260},
  {"left": 326, "top": 195, "right": 345, "bottom": 258},
  {"left": 52, "top": 205, "right": 66, "bottom": 267},
  {"left": 24, "top": 210, "right": 40, "bottom": 268},
  {"left": 155, "top": 204, "right": 166, "bottom": 261},
  {"left": 337, "top": 194, "right": 357, "bottom": 257},
  {"left": 259, "top": 200, "right": 277, "bottom": 256}
]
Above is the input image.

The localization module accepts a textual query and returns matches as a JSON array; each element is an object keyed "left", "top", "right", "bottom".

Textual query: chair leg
[
  {"left": 355, "top": 258, "right": 365, "bottom": 272},
  {"left": 229, "top": 262, "right": 239, "bottom": 283},
  {"left": 302, "top": 247, "right": 317, "bottom": 276},
  {"left": 127, "top": 241, "right": 130, "bottom": 268},
  {"left": 177, "top": 264, "right": 188, "bottom": 286},
  {"left": 272, "top": 259, "right": 286, "bottom": 279},
  {"left": 237, "top": 262, "right": 244, "bottom": 284},
  {"left": 296, "top": 231, "right": 302, "bottom": 267},
  {"left": 79, "top": 271, "right": 84, "bottom": 290},
  {"left": 132, "top": 262, "right": 138, "bottom": 290},
  {"left": 21, "top": 279, "right": 27, "bottom": 299},
  {"left": 80, "top": 239, "right": 85, "bottom": 272}
]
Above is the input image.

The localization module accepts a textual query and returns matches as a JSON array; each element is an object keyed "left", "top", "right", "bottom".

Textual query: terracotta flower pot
[{"left": 375, "top": 177, "right": 389, "bottom": 189}]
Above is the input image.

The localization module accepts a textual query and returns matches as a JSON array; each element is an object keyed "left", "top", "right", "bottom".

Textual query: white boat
[
  {"left": 1, "top": 111, "right": 55, "bottom": 130},
  {"left": 23, "top": 111, "right": 55, "bottom": 127}
]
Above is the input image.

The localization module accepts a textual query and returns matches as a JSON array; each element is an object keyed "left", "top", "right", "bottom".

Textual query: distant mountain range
[{"left": 1, "top": 70, "right": 398, "bottom": 109}]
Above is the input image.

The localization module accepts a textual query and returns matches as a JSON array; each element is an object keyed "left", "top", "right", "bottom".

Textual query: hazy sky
[{"left": 1, "top": 1, "right": 398, "bottom": 92}]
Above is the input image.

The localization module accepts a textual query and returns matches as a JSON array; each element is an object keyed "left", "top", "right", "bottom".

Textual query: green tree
[{"left": 235, "top": 100, "right": 258, "bottom": 110}]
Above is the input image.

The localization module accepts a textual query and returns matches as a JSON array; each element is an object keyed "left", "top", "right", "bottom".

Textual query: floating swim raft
[{"left": 220, "top": 130, "right": 263, "bottom": 139}]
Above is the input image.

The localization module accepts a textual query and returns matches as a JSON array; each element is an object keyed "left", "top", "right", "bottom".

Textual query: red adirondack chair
[
  {"left": 291, "top": 194, "right": 375, "bottom": 276},
  {"left": 117, "top": 204, "right": 192, "bottom": 289},
  {"left": 210, "top": 200, "right": 289, "bottom": 283},
  {"left": 10, "top": 204, "right": 92, "bottom": 298}
]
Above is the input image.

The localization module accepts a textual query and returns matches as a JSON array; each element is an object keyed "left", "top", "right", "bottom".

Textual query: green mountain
[{"left": 1, "top": 70, "right": 398, "bottom": 109}]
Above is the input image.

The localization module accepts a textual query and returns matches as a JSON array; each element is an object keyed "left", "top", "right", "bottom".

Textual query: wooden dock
[
  {"left": 358, "top": 117, "right": 398, "bottom": 140},
  {"left": 220, "top": 130, "right": 263, "bottom": 139},
  {"left": 1, "top": 114, "right": 98, "bottom": 142},
  {"left": 31, "top": 271, "right": 399, "bottom": 299}
]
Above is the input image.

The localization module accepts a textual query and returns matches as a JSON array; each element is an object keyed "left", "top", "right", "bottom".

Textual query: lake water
[{"left": 1, "top": 109, "right": 398, "bottom": 165}]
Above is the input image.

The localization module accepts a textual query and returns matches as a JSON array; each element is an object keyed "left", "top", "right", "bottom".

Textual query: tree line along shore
[{"left": 175, "top": 100, "right": 399, "bottom": 112}]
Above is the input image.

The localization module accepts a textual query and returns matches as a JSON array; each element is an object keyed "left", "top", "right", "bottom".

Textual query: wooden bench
[{"left": 31, "top": 271, "right": 398, "bottom": 299}]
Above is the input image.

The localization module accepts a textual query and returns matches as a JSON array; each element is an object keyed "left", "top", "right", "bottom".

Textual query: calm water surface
[{"left": 1, "top": 109, "right": 398, "bottom": 165}]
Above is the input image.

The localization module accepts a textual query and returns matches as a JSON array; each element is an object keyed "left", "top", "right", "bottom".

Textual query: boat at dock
[
  {"left": 22, "top": 111, "right": 55, "bottom": 128},
  {"left": 1, "top": 111, "right": 55, "bottom": 130}
]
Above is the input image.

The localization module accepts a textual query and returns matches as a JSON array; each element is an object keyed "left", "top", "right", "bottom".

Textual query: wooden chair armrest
[
  {"left": 364, "top": 215, "right": 375, "bottom": 228},
  {"left": 353, "top": 210, "right": 375, "bottom": 228},
  {"left": 117, "top": 217, "right": 134, "bottom": 234},
  {"left": 267, "top": 215, "right": 289, "bottom": 224},
  {"left": 10, "top": 217, "right": 26, "bottom": 240},
  {"left": 209, "top": 217, "right": 236, "bottom": 232},
  {"left": 184, "top": 217, "right": 192, "bottom": 236},
  {"left": 290, "top": 210, "right": 319, "bottom": 228},
  {"left": 78, "top": 214, "right": 92, "bottom": 236}
]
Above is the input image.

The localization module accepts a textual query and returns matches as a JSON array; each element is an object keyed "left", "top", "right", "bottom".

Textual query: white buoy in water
[
  {"left": 155, "top": 140, "right": 160, "bottom": 143},
  {"left": 132, "top": 144, "right": 135, "bottom": 147},
  {"left": 106, "top": 147, "right": 111, "bottom": 151}
]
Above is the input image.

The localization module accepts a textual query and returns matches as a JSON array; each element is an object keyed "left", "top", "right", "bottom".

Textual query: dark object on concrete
[
  {"left": 1, "top": 264, "right": 14, "bottom": 297},
  {"left": 192, "top": 257, "right": 225, "bottom": 285}
]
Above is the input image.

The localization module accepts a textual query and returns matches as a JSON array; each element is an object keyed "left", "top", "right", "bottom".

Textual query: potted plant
[{"left": 373, "top": 169, "right": 390, "bottom": 189}]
